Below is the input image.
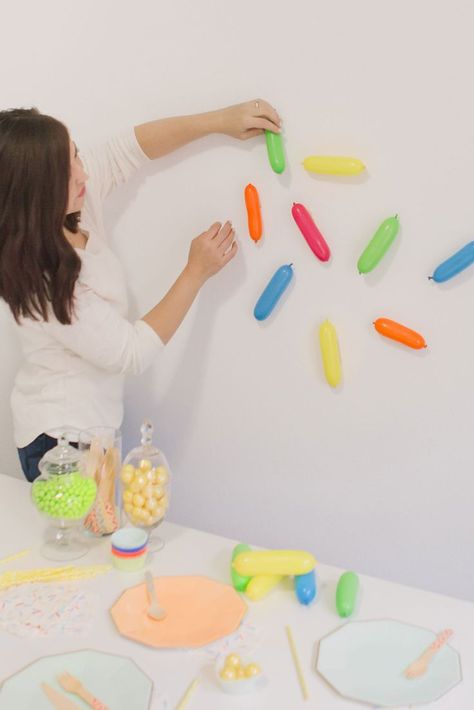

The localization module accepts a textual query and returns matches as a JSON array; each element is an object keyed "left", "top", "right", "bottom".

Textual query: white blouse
[{"left": 11, "top": 128, "right": 163, "bottom": 447}]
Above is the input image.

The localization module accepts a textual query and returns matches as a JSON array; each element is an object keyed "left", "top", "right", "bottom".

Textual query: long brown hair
[{"left": 0, "top": 107, "right": 81, "bottom": 325}]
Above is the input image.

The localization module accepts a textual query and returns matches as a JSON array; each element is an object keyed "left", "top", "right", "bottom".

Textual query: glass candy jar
[
  {"left": 120, "top": 420, "right": 171, "bottom": 551},
  {"left": 31, "top": 433, "right": 97, "bottom": 561}
]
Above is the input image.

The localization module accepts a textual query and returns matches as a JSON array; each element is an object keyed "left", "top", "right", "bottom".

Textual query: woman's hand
[
  {"left": 186, "top": 221, "right": 237, "bottom": 285},
  {"left": 214, "top": 99, "right": 282, "bottom": 140}
]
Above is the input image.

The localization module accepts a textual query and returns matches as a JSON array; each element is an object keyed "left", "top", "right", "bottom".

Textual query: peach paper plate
[{"left": 110, "top": 575, "right": 247, "bottom": 649}]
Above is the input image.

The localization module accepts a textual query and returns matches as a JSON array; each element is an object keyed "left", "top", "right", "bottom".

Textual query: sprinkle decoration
[{"left": 0, "top": 583, "right": 95, "bottom": 637}]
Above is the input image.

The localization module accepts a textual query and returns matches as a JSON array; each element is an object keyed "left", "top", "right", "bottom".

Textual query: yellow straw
[
  {"left": 0, "top": 564, "right": 111, "bottom": 590},
  {"left": 286, "top": 625, "right": 309, "bottom": 701},
  {"left": 175, "top": 678, "right": 200, "bottom": 710},
  {"left": 0, "top": 549, "right": 31, "bottom": 565}
]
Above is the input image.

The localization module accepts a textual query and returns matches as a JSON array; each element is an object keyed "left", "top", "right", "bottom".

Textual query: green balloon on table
[
  {"left": 336, "top": 571, "right": 360, "bottom": 618},
  {"left": 265, "top": 130, "right": 285, "bottom": 174},
  {"left": 231, "top": 543, "right": 252, "bottom": 592},
  {"left": 357, "top": 215, "right": 399, "bottom": 274}
]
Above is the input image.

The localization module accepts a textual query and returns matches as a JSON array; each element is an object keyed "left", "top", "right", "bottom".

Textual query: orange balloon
[
  {"left": 244, "top": 183, "right": 262, "bottom": 242},
  {"left": 374, "top": 318, "right": 427, "bottom": 350}
]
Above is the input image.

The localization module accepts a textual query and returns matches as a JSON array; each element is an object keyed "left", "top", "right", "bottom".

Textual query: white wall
[{"left": 1, "top": 0, "right": 473, "bottom": 600}]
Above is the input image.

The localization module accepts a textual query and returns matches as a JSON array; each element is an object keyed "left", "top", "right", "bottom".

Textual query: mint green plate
[
  {"left": 0, "top": 649, "right": 153, "bottom": 709},
  {"left": 317, "top": 619, "right": 462, "bottom": 707}
]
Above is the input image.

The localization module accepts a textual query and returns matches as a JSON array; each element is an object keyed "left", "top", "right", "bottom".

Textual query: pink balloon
[{"left": 292, "top": 202, "right": 331, "bottom": 262}]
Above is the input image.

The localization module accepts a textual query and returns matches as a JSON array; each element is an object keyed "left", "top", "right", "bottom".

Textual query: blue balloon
[
  {"left": 431, "top": 241, "right": 474, "bottom": 283},
  {"left": 294, "top": 569, "right": 317, "bottom": 605},
  {"left": 254, "top": 264, "right": 293, "bottom": 321}
]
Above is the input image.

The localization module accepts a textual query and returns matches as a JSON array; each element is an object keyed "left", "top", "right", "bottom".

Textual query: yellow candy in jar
[
  {"left": 132, "top": 506, "right": 143, "bottom": 520},
  {"left": 142, "top": 511, "right": 153, "bottom": 525},
  {"left": 146, "top": 469, "right": 157, "bottom": 484},
  {"left": 132, "top": 493, "right": 145, "bottom": 507},
  {"left": 153, "top": 504, "right": 166, "bottom": 521},
  {"left": 139, "top": 459, "right": 152, "bottom": 472},
  {"left": 152, "top": 484, "right": 165, "bottom": 499},
  {"left": 130, "top": 479, "right": 142, "bottom": 493},
  {"left": 244, "top": 663, "right": 262, "bottom": 678},
  {"left": 121, "top": 465, "right": 135, "bottom": 484},
  {"left": 124, "top": 503, "right": 134, "bottom": 515},
  {"left": 135, "top": 474, "right": 147, "bottom": 489},
  {"left": 143, "top": 484, "right": 154, "bottom": 498},
  {"left": 224, "top": 653, "right": 241, "bottom": 669},
  {"left": 220, "top": 667, "right": 237, "bottom": 681},
  {"left": 145, "top": 497, "right": 159, "bottom": 512},
  {"left": 155, "top": 465, "right": 168, "bottom": 485},
  {"left": 123, "top": 489, "right": 134, "bottom": 503},
  {"left": 159, "top": 494, "right": 169, "bottom": 510}
]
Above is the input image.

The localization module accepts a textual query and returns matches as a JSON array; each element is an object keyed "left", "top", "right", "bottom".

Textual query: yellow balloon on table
[
  {"left": 319, "top": 320, "right": 342, "bottom": 388},
  {"left": 245, "top": 574, "right": 284, "bottom": 601},
  {"left": 233, "top": 550, "right": 317, "bottom": 576},
  {"left": 303, "top": 155, "right": 366, "bottom": 176}
]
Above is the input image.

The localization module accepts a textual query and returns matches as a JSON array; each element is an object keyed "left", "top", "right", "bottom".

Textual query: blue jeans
[{"left": 18, "top": 433, "right": 65, "bottom": 482}]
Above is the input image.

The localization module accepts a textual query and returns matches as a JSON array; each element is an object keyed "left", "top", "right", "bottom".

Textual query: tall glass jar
[
  {"left": 79, "top": 427, "right": 121, "bottom": 536},
  {"left": 120, "top": 420, "right": 171, "bottom": 551},
  {"left": 31, "top": 432, "right": 97, "bottom": 560}
]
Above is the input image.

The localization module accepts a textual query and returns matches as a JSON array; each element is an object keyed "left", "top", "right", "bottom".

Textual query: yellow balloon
[
  {"left": 319, "top": 320, "right": 342, "bottom": 388},
  {"left": 233, "top": 550, "right": 317, "bottom": 576},
  {"left": 245, "top": 574, "right": 283, "bottom": 601},
  {"left": 303, "top": 155, "right": 365, "bottom": 176}
]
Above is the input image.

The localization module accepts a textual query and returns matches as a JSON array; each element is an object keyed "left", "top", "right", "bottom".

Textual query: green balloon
[
  {"left": 265, "top": 130, "right": 285, "bottom": 174},
  {"left": 231, "top": 543, "right": 252, "bottom": 592},
  {"left": 357, "top": 215, "right": 399, "bottom": 274},
  {"left": 336, "top": 571, "right": 360, "bottom": 618}
]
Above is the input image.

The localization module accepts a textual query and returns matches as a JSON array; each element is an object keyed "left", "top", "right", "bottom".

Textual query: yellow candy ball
[
  {"left": 155, "top": 466, "right": 168, "bottom": 484},
  {"left": 124, "top": 503, "right": 134, "bottom": 515},
  {"left": 224, "top": 653, "right": 241, "bottom": 669},
  {"left": 139, "top": 459, "right": 152, "bottom": 472},
  {"left": 220, "top": 667, "right": 237, "bottom": 681},
  {"left": 151, "top": 484, "right": 165, "bottom": 500},
  {"left": 135, "top": 475, "right": 147, "bottom": 489},
  {"left": 132, "top": 506, "right": 143, "bottom": 519},
  {"left": 123, "top": 489, "right": 134, "bottom": 503},
  {"left": 236, "top": 668, "right": 245, "bottom": 680},
  {"left": 120, "top": 467, "right": 134, "bottom": 485},
  {"left": 146, "top": 497, "right": 158, "bottom": 512},
  {"left": 160, "top": 494, "right": 169, "bottom": 511},
  {"left": 153, "top": 504, "right": 166, "bottom": 521},
  {"left": 143, "top": 484, "right": 154, "bottom": 498},
  {"left": 146, "top": 470, "right": 157, "bottom": 484},
  {"left": 129, "top": 480, "right": 142, "bottom": 493},
  {"left": 132, "top": 493, "right": 145, "bottom": 508},
  {"left": 244, "top": 663, "right": 261, "bottom": 678}
]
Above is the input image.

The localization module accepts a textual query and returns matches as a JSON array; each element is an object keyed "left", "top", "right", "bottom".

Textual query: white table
[{"left": 0, "top": 474, "right": 473, "bottom": 709}]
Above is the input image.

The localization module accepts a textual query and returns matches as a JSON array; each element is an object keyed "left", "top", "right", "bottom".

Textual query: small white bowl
[{"left": 215, "top": 657, "right": 267, "bottom": 695}]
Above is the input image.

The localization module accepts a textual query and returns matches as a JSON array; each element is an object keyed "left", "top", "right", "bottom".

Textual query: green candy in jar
[{"left": 31, "top": 434, "right": 97, "bottom": 522}]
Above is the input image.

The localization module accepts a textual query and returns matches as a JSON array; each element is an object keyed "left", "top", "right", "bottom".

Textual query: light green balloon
[
  {"left": 357, "top": 215, "right": 399, "bottom": 274},
  {"left": 265, "top": 130, "right": 285, "bottom": 174}
]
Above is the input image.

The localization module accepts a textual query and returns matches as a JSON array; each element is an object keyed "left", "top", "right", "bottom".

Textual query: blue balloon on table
[
  {"left": 294, "top": 569, "right": 317, "bottom": 605},
  {"left": 254, "top": 264, "right": 294, "bottom": 321},
  {"left": 431, "top": 241, "right": 474, "bottom": 283}
]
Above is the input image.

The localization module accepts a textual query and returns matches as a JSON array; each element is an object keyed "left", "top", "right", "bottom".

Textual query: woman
[{"left": 0, "top": 99, "right": 281, "bottom": 481}]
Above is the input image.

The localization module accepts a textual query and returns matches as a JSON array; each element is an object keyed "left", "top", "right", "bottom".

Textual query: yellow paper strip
[
  {"left": 286, "top": 625, "right": 309, "bottom": 701},
  {"left": 0, "top": 564, "right": 111, "bottom": 590},
  {"left": 176, "top": 678, "right": 200, "bottom": 710},
  {"left": 0, "top": 549, "right": 31, "bottom": 565}
]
